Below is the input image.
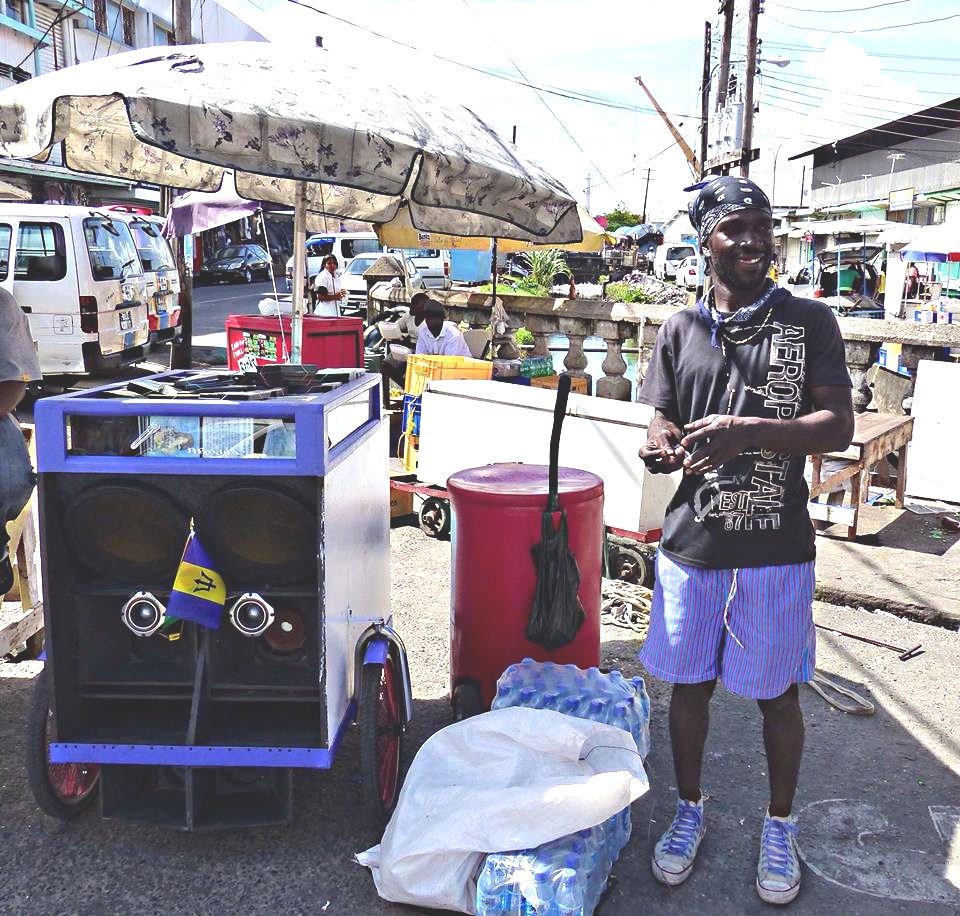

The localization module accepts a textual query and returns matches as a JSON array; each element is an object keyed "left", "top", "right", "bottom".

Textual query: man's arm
[
  {"left": 680, "top": 385, "right": 854, "bottom": 475},
  {"left": 639, "top": 409, "right": 687, "bottom": 473},
  {"left": 0, "top": 380, "right": 26, "bottom": 417}
]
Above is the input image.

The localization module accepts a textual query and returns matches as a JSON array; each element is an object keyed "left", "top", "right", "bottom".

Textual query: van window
[
  {"left": 306, "top": 239, "right": 333, "bottom": 258},
  {"left": 401, "top": 248, "right": 440, "bottom": 259},
  {"left": 341, "top": 238, "right": 382, "bottom": 259},
  {"left": 16, "top": 222, "right": 67, "bottom": 281},
  {"left": 84, "top": 217, "right": 140, "bottom": 281},
  {"left": 129, "top": 221, "right": 175, "bottom": 271},
  {"left": 667, "top": 246, "right": 695, "bottom": 260}
]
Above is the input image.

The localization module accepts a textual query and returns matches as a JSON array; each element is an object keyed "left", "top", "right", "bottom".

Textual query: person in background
[
  {"left": 0, "top": 286, "right": 41, "bottom": 596},
  {"left": 416, "top": 299, "right": 472, "bottom": 357},
  {"left": 638, "top": 176, "right": 853, "bottom": 906},
  {"left": 380, "top": 292, "right": 428, "bottom": 408},
  {"left": 904, "top": 262, "right": 920, "bottom": 300},
  {"left": 313, "top": 255, "right": 346, "bottom": 313}
]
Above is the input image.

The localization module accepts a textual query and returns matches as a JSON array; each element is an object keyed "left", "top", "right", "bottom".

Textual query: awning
[{"left": 0, "top": 159, "right": 136, "bottom": 190}]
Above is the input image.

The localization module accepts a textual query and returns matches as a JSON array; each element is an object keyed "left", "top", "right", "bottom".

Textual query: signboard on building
[{"left": 888, "top": 187, "right": 915, "bottom": 212}]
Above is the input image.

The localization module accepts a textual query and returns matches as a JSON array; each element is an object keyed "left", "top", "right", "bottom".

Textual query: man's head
[
  {"left": 423, "top": 298, "right": 445, "bottom": 337},
  {"left": 410, "top": 291, "right": 429, "bottom": 324},
  {"left": 688, "top": 177, "right": 774, "bottom": 297}
]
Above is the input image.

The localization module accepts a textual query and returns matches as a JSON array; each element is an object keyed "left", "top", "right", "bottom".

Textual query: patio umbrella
[
  {"left": 0, "top": 42, "right": 580, "bottom": 362},
  {"left": 161, "top": 169, "right": 259, "bottom": 239},
  {"left": 898, "top": 223, "right": 960, "bottom": 262}
]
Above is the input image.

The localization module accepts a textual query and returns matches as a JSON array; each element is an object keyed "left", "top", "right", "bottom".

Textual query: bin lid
[{"left": 447, "top": 463, "right": 603, "bottom": 507}]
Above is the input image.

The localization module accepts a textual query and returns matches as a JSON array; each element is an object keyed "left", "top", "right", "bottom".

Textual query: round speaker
[
  {"left": 229, "top": 593, "right": 275, "bottom": 637},
  {"left": 261, "top": 607, "right": 307, "bottom": 656},
  {"left": 64, "top": 484, "right": 190, "bottom": 580},
  {"left": 121, "top": 591, "right": 166, "bottom": 637},
  {"left": 196, "top": 487, "right": 314, "bottom": 583}
]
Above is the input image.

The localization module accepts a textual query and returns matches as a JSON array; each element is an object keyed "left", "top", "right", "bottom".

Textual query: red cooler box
[
  {"left": 447, "top": 463, "right": 604, "bottom": 715},
  {"left": 225, "top": 315, "right": 364, "bottom": 370}
]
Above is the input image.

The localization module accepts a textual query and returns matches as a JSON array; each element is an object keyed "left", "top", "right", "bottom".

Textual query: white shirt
[
  {"left": 397, "top": 312, "right": 420, "bottom": 338},
  {"left": 416, "top": 321, "right": 472, "bottom": 357},
  {"left": 314, "top": 269, "right": 342, "bottom": 296}
]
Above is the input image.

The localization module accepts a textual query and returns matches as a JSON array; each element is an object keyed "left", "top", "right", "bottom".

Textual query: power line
[
  {"left": 768, "top": 0, "right": 911, "bottom": 12},
  {"left": 766, "top": 11, "right": 960, "bottom": 34},
  {"left": 15, "top": 0, "right": 73, "bottom": 69},
  {"left": 765, "top": 42, "right": 960, "bottom": 63},
  {"left": 458, "top": 0, "right": 610, "bottom": 188}
]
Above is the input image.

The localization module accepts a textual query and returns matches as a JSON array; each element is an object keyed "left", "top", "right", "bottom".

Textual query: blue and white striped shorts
[{"left": 639, "top": 551, "right": 816, "bottom": 700}]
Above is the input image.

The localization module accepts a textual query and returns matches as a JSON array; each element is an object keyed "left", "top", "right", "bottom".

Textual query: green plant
[
  {"left": 606, "top": 281, "right": 654, "bottom": 304},
  {"left": 515, "top": 327, "right": 534, "bottom": 347},
  {"left": 603, "top": 206, "right": 643, "bottom": 232},
  {"left": 520, "top": 249, "right": 570, "bottom": 289}
]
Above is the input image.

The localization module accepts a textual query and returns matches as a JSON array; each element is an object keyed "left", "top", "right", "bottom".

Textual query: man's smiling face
[{"left": 705, "top": 209, "right": 774, "bottom": 298}]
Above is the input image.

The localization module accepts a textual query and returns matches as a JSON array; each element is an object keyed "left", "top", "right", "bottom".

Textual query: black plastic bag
[{"left": 526, "top": 508, "right": 585, "bottom": 649}]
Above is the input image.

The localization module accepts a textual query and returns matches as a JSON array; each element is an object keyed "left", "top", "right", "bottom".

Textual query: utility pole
[
  {"left": 641, "top": 168, "right": 652, "bottom": 223},
  {"left": 169, "top": 0, "right": 194, "bottom": 369},
  {"left": 699, "top": 20, "right": 711, "bottom": 179},
  {"left": 584, "top": 170, "right": 591, "bottom": 213},
  {"left": 716, "top": 0, "right": 734, "bottom": 175},
  {"left": 740, "top": 0, "right": 761, "bottom": 177}
]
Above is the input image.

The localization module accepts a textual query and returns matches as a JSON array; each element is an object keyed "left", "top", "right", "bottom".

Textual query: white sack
[
  {"left": 355, "top": 706, "right": 648, "bottom": 914},
  {"left": 257, "top": 296, "right": 293, "bottom": 316}
]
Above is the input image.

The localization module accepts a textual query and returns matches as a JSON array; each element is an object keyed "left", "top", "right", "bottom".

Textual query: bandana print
[
  {"left": 686, "top": 176, "right": 772, "bottom": 248},
  {"left": 697, "top": 281, "right": 784, "bottom": 349}
]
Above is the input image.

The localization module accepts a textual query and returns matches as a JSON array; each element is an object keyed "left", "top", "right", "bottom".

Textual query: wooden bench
[{"left": 809, "top": 413, "right": 915, "bottom": 540}]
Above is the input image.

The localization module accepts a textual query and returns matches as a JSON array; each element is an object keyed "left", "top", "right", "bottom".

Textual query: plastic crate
[
  {"left": 401, "top": 393, "right": 421, "bottom": 436},
  {"left": 404, "top": 354, "right": 492, "bottom": 396},
  {"left": 530, "top": 373, "right": 590, "bottom": 395},
  {"left": 402, "top": 432, "right": 419, "bottom": 472}
]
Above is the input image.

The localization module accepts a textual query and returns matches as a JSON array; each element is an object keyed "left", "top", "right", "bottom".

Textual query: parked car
[
  {"left": 677, "top": 255, "right": 700, "bottom": 289},
  {"left": 653, "top": 243, "right": 696, "bottom": 281},
  {"left": 340, "top": 252, "right": 426, "bottom": 317},
  {"left": 122, "top": 214, "right": 181, "bottom": 346},
  {"left": 788, "top": 244, "right": 881, "bottom": 300},
  {"left": 0, "top": 203, "right": 149, "bottom": 377},
  {"left": 205, "top": 243, "right": 272, "bottom": 284},
  {"left": 285, "top": 231, "right": 386, "bottom": 290},
  {"left": 391, "top": 247, "right": 451, "bottom": 289}
]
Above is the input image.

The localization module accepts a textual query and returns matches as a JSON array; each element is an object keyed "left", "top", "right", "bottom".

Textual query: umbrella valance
[{"left": 0, "top": 43, "right": 580, "bottom": 246}]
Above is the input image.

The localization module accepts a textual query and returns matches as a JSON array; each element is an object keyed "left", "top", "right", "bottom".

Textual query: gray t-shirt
[
  {"left": 0, "top": 287, "right": 40, "bottom": 383},
  {"left": 639, "top": 291, "right": 851, "bottom": 569}
]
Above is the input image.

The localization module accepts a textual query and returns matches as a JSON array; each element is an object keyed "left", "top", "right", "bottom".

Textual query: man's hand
[
  {"left": 640, "top": 411, "right": 685, "bottom": 473},
  {"left": 680, "top": 414, "right": 750, "bottom": 475}
]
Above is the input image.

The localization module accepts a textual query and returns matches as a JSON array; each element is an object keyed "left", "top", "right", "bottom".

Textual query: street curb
[{"left": 815, "top": 582, "right": 960, "bottom": 630}]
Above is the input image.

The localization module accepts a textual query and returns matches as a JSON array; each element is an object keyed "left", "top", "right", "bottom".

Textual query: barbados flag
[{"left": 166, "top": 530, "right": 226, "bottom": 629}]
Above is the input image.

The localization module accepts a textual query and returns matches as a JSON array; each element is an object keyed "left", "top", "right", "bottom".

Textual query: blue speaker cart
[{"left": 27, "top": 368, "right": 412, "bottom": 829}]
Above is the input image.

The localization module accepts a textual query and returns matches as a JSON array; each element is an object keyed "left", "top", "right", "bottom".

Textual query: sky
[{"left": 223, "top": 0, "right": 960, "bottom": 223}]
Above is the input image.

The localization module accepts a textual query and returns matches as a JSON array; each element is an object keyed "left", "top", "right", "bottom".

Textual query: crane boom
[{"left": 635, "top": 75, "right": 701, "bottom": 179}]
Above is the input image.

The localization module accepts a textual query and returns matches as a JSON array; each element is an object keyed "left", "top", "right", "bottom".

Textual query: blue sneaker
[
  {"left": 651, "top": 797, "right": 705, "bottom": 886},
  {"left": 756, "top": 811, "right": 801, "bottom": 904}
]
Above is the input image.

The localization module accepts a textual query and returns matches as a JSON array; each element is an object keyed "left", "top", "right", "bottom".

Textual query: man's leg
[
  {"left": 0, "top": 417, "right": 35, "bottom": 595},
  {"left": 670, "top": 679, "right": 717, "bottom": 802},
  {"left": 757, "top": 684, "right": 804, "bottom": 817}
]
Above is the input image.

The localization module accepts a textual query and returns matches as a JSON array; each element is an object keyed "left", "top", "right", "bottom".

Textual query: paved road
[
  {"left": 191, "top": 278, "right": 282, "bottom": 343},
  {"left": 1, "top": 524, "right": 958, "bottom": 915}
]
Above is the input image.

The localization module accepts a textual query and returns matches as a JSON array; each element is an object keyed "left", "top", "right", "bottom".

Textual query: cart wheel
[
  {"left": 609, "top": 544, "right": 651, "bottom": 587},
  {"left": 360, "top": 654, "right": 404, "bottom": 822},
  {"left": 419, "top": 497, "right": 451, "bottom": 539},
  {"left": 452, "top": 683, "right": 483, "bottom": 721},
  {"left": 25, "top": 669, "right": 100, "bottom": 819}
]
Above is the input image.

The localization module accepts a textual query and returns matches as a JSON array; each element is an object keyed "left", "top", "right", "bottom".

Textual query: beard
[{"left": 709, "top": 247, "right": 772, "bottom": 297}]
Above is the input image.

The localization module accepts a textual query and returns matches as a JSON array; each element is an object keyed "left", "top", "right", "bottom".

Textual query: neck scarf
[{"left": 697, "top": 280, "right": 778, "bottom": 349}]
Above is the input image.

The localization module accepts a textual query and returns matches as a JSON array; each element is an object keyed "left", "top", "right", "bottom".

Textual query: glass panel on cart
[
  {"left": 65, "top": 414, "right": 298, "bottom": 459},
  {"left": 327, "top": 389, "right": 374, "bottom": 451}
]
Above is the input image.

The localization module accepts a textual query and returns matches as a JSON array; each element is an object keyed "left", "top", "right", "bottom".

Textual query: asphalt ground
[{"left": 1, "top": 525, "right": 958, "bottom": 915}]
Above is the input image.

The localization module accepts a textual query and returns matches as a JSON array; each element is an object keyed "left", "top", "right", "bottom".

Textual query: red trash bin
[
  {"left": 447, "top": 462, "right": 604, "bottom": 716},
  {"left": 225, "top": 315, "right": 364, "bottom": 370}
]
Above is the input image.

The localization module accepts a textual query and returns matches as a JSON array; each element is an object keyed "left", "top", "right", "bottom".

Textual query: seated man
[
  {"left": 0, "top": 287, "right": 41, "bottom": 594},
  {"left": 416, "top": 299, "right": 471, "bottom": 357},
  {"left": 380, "top": 292, "right": 428, "bottom": 408}
]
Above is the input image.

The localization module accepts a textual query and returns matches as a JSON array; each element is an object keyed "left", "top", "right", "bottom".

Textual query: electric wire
[
  {"left": 768, "top": 0, "right": 911, "bottom": 11},
  {"left": 14, "top": 0, "right": 75, "bottom": 69},
  {"left": 765, "top": 11, "right": 960, "bottom": 33}
]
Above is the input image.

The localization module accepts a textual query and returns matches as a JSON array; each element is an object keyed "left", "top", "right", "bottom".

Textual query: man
[
  {"left": 637, "top": 176, "right": 853, "bottom": 905},
  {"left": 380, "top": 291, "right": 428, "bottom": 407},
  {"left": 0, "top": 287, "right": 41, "bottom": 595},
  {"left": 313, "top": 255, "right": 346, "bottom": 312},
  {"left": 415, "top": 299, "right": 471, "bottom": 357}
]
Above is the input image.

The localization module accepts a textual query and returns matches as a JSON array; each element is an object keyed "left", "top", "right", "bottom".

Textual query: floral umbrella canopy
[{"left": 0, "top": 42, "right": 580, "bottom": 360}]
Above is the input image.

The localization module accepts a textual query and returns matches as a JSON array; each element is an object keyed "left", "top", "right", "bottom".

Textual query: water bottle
[
  {"left": 542, "top": 691, "right": 561, "bottom": 712},
  {"left": 492, "top": 682, "right": 515, "bottom": 710},
  {"left": 555, "top": 867, "right": 583, "bottom": 915},
  {"left": 476, "top": 858, "right": 505, "bottom": 914}
]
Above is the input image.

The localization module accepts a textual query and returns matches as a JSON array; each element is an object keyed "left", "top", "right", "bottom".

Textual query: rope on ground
[{"left": 601, "top": 578, "right": 652, "bottom": 638}]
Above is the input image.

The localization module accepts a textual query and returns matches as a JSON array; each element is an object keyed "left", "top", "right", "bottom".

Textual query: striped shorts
[{"left": 639, "top": 551, "right": 816, "bottom": 700}]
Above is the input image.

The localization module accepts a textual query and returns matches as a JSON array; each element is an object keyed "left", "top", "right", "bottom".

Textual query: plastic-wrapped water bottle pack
[{"left": 476, "top": 661, "right": 651, "bottom": 915}]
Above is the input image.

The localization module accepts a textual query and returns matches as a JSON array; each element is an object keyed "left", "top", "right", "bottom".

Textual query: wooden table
[{"left": 809, "top": 413, "right": 915, "bottom": 540}]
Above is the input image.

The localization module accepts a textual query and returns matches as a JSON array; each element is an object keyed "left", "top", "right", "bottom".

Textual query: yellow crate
[
  {"left": 404, "top": 354, "right": 492, "bottom": 396},
  {"left": 530, "top": 374, "right": 590, "bottom": 395}
]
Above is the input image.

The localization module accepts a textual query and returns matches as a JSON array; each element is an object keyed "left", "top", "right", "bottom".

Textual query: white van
[
  {"left": 390, "top": 247, "right": 451, "bottom": 290},
  {"left": 653, "top": 242, "right": 697, "bottom": 281},
  {"left": 0, "top": 204, "right": 149, "bottom": 377},
  {"left": 120, "top": 214, "right": 181, "bottom": 346},
  {"left": 285, "top": 231, "right": 386, "bottom": 290}
]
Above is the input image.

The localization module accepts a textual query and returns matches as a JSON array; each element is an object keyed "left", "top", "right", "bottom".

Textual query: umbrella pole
[
  {"left": 290, "top": 181, "right": 307, "bottom": 365},
  {"left": 490, "top": 238, "right": 498, "bottom": 359}
]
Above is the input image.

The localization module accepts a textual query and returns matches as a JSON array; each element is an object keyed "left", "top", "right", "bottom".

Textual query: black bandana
[{"left": 686, "top": 176, "right": 772, "bottom": 249}]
